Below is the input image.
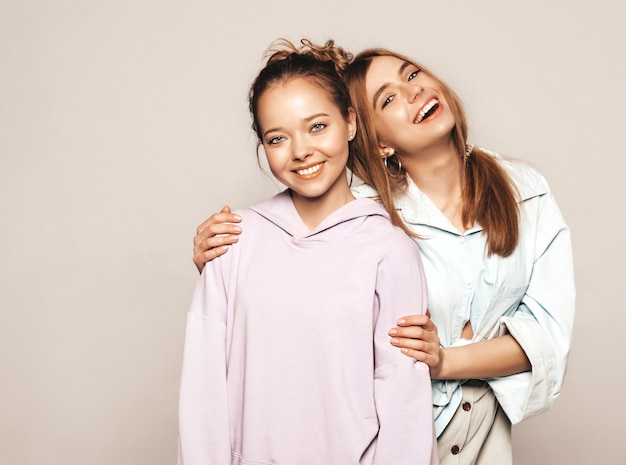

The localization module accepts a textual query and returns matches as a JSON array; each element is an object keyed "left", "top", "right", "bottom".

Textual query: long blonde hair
[{"left": 344, "top": 48, "right": 520, "bottom": 256}]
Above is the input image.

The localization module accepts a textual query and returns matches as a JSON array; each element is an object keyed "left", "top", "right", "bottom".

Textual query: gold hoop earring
[{"left": 383, "top": 154, "right": 403, "bottom": 177}]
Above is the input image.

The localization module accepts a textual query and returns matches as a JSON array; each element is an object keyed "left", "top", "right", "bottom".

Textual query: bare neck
[{"left": 402, "top": 144, "right": 467, "bottom": 232}]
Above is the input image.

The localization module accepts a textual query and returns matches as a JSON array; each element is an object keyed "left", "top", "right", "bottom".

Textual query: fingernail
[
  {"left": 391, "top": 338, "right": 399, "bottom": 345},
  {"left": 230, "top": 235, "right": 239, "bottom": 242},
  {"left": 397, "top": 319, "right": 405, "bottom": 325},
  {"left": 388, "top": 329, "right": 397, "bottom": 335},
  {"left": 233, "top": 226, "right": 242, "bottom": 232}
]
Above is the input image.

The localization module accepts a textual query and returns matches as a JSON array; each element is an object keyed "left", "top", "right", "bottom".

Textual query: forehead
[
  {"left": 260, "top": 77, "right": 333, "bottom": 107},
  {"left": 256, "top": 77, "right": 343, "bottom": 130},
  {"left": 365, "top": 56, "right": 413, "bottom": 94},
  {"left": 367, "top": 56, "right": 409, "bottom": 80}
]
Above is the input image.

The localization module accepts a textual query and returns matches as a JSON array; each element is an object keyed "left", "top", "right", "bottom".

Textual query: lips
[
  {"left": 295, "top": 162, "right": 323, "bottom": 177},
  {"left": 414, "top": 97, "right": 440, "bottom": 123}
]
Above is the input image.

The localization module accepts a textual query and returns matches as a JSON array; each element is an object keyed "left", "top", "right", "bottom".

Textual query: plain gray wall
[{"left": 1, "top": 0, "right": 624, "bottom": 464}]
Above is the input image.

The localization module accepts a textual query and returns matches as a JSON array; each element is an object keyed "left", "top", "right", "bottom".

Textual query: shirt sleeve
[
  {"left": 488, "top": 191, "right": 576, "bottom": 424},
  {"left": 372, "top": 232, "right": 439, "bottom": 465},
  {"left": 177, "top": 255, "right": 232, "bottom": 465}
]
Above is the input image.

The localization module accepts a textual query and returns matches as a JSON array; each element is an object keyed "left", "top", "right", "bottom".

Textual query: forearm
[{"left": 433, "top": 334, "right": 531, "bottom": 380}]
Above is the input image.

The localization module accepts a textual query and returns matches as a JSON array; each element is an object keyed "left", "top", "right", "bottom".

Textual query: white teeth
[
  {"left": 415, "top": 98, "right": 438, "bottom": 123},
  {"left": 296, "top": 163, "right": 322, "bottom": 176}
]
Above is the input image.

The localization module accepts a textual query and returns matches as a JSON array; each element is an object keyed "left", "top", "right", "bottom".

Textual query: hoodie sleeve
[
  {"left": 488, "top": 189, "right": 575, "bottom": 424},
  {"left": 372, "top": 231, "right": 438, "bottom": 465},
  {"left": 178, "top": 254, "right": 232, "bottom": 465}
]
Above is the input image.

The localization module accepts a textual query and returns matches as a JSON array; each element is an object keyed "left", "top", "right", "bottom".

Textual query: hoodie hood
[{"left": 249, "top": 190, "right": 389, "bottom": 241}]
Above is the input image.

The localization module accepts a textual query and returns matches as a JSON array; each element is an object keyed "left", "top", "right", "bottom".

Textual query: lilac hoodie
[{"left": 178, "top": 191, "right": 437, "bottom": 465}]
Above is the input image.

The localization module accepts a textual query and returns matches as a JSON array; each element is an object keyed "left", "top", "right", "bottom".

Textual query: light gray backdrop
[{"left": 1, "top": 0, "right": 624, "bottom": 464}]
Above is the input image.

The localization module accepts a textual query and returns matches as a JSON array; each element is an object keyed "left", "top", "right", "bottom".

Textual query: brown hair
[
  {"left": 249, "top": 39, "right": 353, "bottom": 143},
  {"left": 344, "top": 48, "right": 520, "bottom": 256}
]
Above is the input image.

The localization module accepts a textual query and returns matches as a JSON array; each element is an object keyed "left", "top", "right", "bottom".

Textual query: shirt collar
[
  {"left": 395, "top": 177, "right": 481, "bottom": 234},
  {"left": 395, "top": 157, "right": 549, "bottom": 234}
]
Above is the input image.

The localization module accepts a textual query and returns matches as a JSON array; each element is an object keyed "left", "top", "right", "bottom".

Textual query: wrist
[{"left": 430, "top": 346, "right": 447, "bottom": 380}]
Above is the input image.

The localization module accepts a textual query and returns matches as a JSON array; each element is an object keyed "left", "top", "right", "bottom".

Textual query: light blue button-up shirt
[{"left": 352, "top": 153, "right": 575, "bottom": 436}]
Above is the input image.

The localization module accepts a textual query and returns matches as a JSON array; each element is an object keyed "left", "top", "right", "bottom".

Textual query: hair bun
[{"left": 265, "top": 38, "right": 353, "bottom": 78}]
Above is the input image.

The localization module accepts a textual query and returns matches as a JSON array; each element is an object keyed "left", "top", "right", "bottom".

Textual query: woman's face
[
  {"left": 364, "top": 55, "right": 456, "bottom": 157},
  {"left": 257, "top": 77, "right": 356, "bottom": 204}
]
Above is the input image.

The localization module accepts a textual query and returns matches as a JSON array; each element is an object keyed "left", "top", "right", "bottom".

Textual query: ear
[
  {"left": 379, "top": 145, "right": 395, "bottom": 158},
  {"left": 347, "top": 108, "right": 357, "bottom": 141}
]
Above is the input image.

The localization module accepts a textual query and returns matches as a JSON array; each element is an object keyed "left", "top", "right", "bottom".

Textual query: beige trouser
[{"left": 437, "top": 382, "right": 512, "bottom": 465}]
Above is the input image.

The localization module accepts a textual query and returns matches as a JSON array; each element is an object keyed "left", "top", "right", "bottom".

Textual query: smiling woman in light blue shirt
[
  {"left": 352, "top": 153, "right": 574, "bottom": 438},
  {"left": 341, "top": 46, "right": 574, "bottom": 465}
]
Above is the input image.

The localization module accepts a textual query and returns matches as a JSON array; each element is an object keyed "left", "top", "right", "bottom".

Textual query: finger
[
  {"left": 207, "top": 234, "right": 239, "bottom": 248},
  {"left": 400, "top": 347, "right": 439, "bottom": 367},
  {"left": 193, "top": 246, "right": 230, "bottom": 271},
  {"left": 194, "top": 234, "right": 239, "bottom": 256},
  {"left": 196, "top": 217, "right": 214, "bottom": 234},
  {"left": 389, "top": 326, "right": 422, "bottom": 339},
  {"left": 390, "top": 336, "right": 434, "bottom": 352},
  {"left": 213, "top": 206, "right": 240, "bottom": 224},
  {"left": 400, "top": 347, "right": 427, "bottom": 362},
  {"left": 196, "top": 209, "right": 242, "bottom": 234},
  {"left": 396, "top": 314, "right": 430, "bottom": 327},
  {"left": 213, "top": 207, "right": 241, "bottom": 223},
  {"left": 390, "top": 322, "right": 436, "bottom": 338},
  {"left": 203, "top": 246, "right": 230, "bottom": 261},
  {"left": 392, "top": 328, "right": 440, "bottom": 350},
  {"left": 202, "top": 223, "right": 243, "bottom": 239},
  {"left": 194, "top": 223, "right": 242, "bottom": 249}
]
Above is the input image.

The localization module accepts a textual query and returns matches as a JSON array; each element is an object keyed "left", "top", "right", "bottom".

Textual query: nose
[
  {"left": 402, "top": 82, "right": 423, "bottom": 103},
  {"left": 291, "top": 134, "right": 313, "bottom": 161}
]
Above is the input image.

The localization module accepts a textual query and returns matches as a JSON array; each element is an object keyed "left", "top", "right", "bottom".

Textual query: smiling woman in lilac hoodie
[{"left": 177, "top": 39, "right": 437, "bottom": 465}]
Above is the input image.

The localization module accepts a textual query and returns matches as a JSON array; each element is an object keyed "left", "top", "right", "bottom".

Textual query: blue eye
[
  {"left": 267, "top": 136, "right": 284, "bottom": 145},
  {"left": 311, "top": 123, "right": 326, "bottom": 132}
]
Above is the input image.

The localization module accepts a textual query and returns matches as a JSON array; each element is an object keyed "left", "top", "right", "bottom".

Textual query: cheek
[
  {"left": 264, "top": 149, "right": 289, "bottom": 173},
  {"left": 318, "top": 133, "right": 350, "bottom": 158},
  {"left": 374, "top": 114, "right": 402, "bottom": 145}
]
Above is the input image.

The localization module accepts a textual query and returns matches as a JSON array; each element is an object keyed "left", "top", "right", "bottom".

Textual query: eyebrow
[
  {"left": 372, "top": 61, "right": 413, "bottom": 108},
  {"left": 263, "top": 113, "right": 330, "bottom": 138}
]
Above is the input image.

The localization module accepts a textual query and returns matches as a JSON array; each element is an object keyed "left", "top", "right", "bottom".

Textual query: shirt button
[
  {"left": 463, "top": 402, "right": 472, "bottom": 411},
  {"left": 466, "top": 282, "right": 473, "bottom": 289},
  {"left": 451, "top": 445, "right": 460, "bottom": 455},
  {"left": 459, "top": 235, "right": 466, "bottom": 243}
]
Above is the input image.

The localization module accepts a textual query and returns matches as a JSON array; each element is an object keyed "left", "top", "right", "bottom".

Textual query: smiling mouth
[
  {"left": 296, "top": 163, "right": 323, "bottom": 176},
  {"left": 415, "top": 98, "right": 439, "bottom": 123}
]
